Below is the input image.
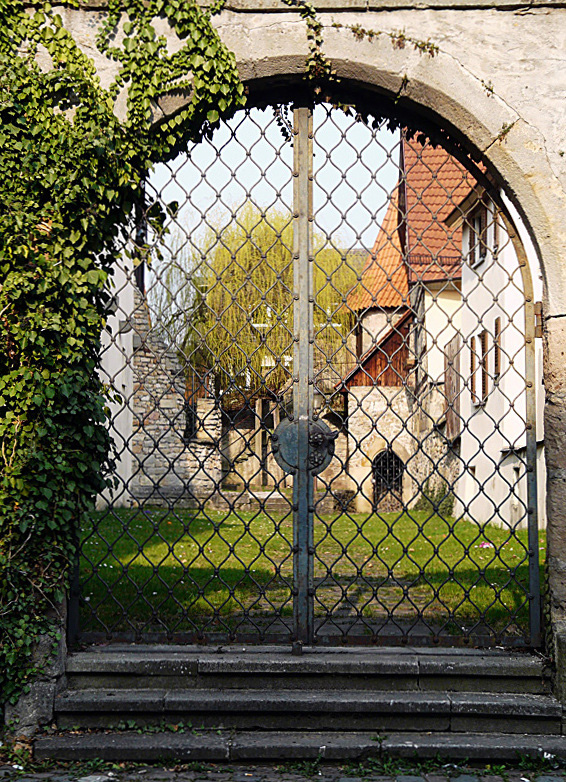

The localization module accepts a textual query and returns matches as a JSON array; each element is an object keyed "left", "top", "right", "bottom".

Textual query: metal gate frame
[
  {"left": 292, "top": 107, "right": 315, "bottom": 645},
  {"left": 287, "top": 106, "right": 541, "bottom": 647},
  {"left": 499, "top": 210, "right": 541, "bottom": 647},
  {"left": 68, "top": 103, "right": 542, "bottom": 649}
]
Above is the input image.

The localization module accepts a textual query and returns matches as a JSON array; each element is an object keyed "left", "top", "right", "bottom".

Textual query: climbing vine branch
[{"left": 0, "top": 0, "right": 244, "bottom": 715}]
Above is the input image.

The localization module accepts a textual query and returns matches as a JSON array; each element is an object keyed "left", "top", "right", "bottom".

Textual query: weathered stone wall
[
  {"left": 3, "top": 604, "right": 67, "bottom": 737},
  {"left": 409, "top": 383, "right": 461, "bottom": 512},
  {"left": 315, "top": 426, "right": 350, "bottom": 493},
  {"left": 129, "top": 291, "right": 222, "bottom": 505},
  {"left": 345, "top": 381, "right": 458, "bottom": 513},
  {"left": 347, "top": 385, "right": 417, "bottom": 512},
  {"left": 220, "top": 407, "right": 348, "bottom": 495}
]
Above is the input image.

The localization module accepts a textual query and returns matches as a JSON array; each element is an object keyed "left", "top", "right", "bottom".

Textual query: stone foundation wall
[
  {"left": 220, "top": 412, "right": 348, "bottom": 495},
  {"left": 408, "top": 383, "right": 461, "bottom": 514},
  {"left": 3, "top": 605, "right": 67, "bottom": 737},
  {"left": 347, "top": 385, "right": 418, "bottom": 513},
  {"left": 346, "top": 383, "right": 459, "bottom": 514}
]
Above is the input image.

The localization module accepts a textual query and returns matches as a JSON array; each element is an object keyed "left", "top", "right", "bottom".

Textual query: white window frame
[{"left": 468, "top": 204, "right": 489, "bottom": 268}]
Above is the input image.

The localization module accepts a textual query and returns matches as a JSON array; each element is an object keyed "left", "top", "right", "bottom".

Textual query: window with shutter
[
  {"left": 494, "top": 317, "right": 501, "bottom": 379},
  {"left": 468, "top": 205, "right": 488, "bottom": 267},
  {"left": 470, "top": 335, "right": 477, "bottom": 403},
  {"left": 481, "top": 329, "right": 489, "bottom": 402}
]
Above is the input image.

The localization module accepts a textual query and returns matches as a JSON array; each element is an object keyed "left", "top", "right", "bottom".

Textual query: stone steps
[
  {"left": 34, "top": 730, "right": 566, "bottom": 763},
  {"left": 64, "top": 645, "right": 552, "bottom": 694},
  {"left": 34, "top": 645, "right": 559, "bottom": 762},
  {"left": 54, "top": 687, "right": 563, "bottom": 734}
]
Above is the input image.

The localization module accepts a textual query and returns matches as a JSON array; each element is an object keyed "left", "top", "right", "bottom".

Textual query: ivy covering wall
[{"left": 0, "top": 0, "right": 245, "bottom": 709}]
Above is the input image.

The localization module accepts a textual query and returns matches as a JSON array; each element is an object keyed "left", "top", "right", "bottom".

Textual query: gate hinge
[{"left": 534, "top": 301, "right": 543, "bottom": 338}]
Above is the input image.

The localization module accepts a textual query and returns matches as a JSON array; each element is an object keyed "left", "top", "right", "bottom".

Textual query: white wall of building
[
  {"left": 422, "top": 286, "right": 462, "bottom": 383},
  {"left": 452, "top": 201, "right": 546, "bottom": 529}
]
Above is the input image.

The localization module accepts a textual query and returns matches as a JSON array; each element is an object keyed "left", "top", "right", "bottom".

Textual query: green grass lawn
[{"left": 79, "top": 506, "right": 545, "bottom": 640}]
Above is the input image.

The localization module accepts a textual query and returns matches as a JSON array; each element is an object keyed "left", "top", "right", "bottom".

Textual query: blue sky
[{"left": 148, "top": 104, "right": 400, "bottom": 255}]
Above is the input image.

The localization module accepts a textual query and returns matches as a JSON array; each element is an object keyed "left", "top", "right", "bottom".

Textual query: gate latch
[{"left": 272, "top": 418, "right": 338, "bottom": 476}]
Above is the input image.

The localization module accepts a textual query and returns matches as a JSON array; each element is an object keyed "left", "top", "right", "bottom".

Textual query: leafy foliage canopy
[{"left": 150, "top": 204, "right": 356, "bottom": 395}]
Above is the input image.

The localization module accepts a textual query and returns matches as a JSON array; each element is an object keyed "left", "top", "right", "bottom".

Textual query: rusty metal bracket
[{"left": 535, "top": 302, "right": 543, "bottom": 338}]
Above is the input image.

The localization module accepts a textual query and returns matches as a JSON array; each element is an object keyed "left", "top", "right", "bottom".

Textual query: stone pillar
[{"left": 544, "top": 317, "right": 566, "bottom": 700}]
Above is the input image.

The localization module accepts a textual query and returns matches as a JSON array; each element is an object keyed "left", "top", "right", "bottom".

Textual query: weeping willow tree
[{"left": 150, "top": 203, "right": 357, "bottom": 397}]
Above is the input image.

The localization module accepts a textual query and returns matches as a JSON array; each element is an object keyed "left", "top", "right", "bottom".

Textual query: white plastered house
[
  {"left": 341, "top": 135, "right": 545, "bottom": 529},
  {"left": 445, "top": 188, "right": 546, "bottom": 529}
]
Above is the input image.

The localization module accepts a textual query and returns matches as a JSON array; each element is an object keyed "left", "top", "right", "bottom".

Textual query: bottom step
[{"left": 34, "top": 730, "right": 566, "bottom": 763}]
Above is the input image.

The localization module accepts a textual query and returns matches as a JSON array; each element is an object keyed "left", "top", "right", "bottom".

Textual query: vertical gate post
[
  {"left": 292, "top": 107, "right": 314, "bottom": 645},
  {"left": 524, "top": 295, "right": 541, "bottom": 648}
]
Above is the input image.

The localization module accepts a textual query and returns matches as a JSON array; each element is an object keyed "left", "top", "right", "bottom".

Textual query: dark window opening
[
  {"left": 468, "top": 205, "right": 488, "bottom": 267},
  {"left": 480, "top": 329, "right": 489, "bottom": 402},
  {"left": 134, "top": 186, "right": 147, "bottom": 294},
  {"left": 183, "top": 398, "right": 198, "bottom": 443},
  {"left": 494, "top": 317, "right": 501, "bottom": 379},
  {"left": 134, "top": 262, "right": 145, "bottom": 294},
  {"left": 373, "top": 448, "right": 404, "bottom": 508},
  {"left": 470, "top": 335, "right": 477, "bottom": 403}
]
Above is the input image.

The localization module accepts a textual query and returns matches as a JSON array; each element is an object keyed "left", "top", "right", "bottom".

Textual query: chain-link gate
[{"left": 69, "top": 102, "right": 543, "bottom": 648}]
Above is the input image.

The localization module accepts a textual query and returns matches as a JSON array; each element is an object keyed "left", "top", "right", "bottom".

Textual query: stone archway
[
  {"left": 64, "top": 4, "right": 566, "bottom": 284},
  {"left": 129, "top": 38, "right": 566, "bottom": 646},
  {"left": 61, "top": 0, "right": 566, "bottom": 656},
  {"left": 10, "top": 5, "right": 566, "bottom": 743}
]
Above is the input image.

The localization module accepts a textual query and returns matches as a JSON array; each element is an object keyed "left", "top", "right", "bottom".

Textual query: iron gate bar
[{"left": 292, "top": 106, "right": 314, "bottom": 645}]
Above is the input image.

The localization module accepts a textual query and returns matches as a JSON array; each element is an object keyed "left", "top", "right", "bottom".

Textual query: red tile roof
[
  {"left": 348, "top": 136, "right": 475, "bottom": 311},
  {"left": 347, "top": 188, "right": 409, "bottom": 311},
  {"left": 403, "top": 136, "right": 474, "bottom": 283}
]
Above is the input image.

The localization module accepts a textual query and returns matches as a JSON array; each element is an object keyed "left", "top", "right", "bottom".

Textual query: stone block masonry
[
  {"left": 346, "top": 384, "right": 458, "bottom": 513},
  {"left": 128, "top": 290, "right": 222, "bottom": 506}
]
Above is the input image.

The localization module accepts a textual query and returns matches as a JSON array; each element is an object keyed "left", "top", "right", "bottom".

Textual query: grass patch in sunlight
[{"left": 79, "top": 506, "right": 544, "bottom": 637}]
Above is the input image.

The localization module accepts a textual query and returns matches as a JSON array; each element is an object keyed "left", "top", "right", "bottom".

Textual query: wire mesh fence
[{"left": 70, "top": 102, "right": 544, "bottom": 647}]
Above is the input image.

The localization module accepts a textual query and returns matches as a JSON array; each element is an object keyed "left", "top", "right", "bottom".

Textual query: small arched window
[{"left": 373, "top": 448, "right": 404, "bottom": 507}]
